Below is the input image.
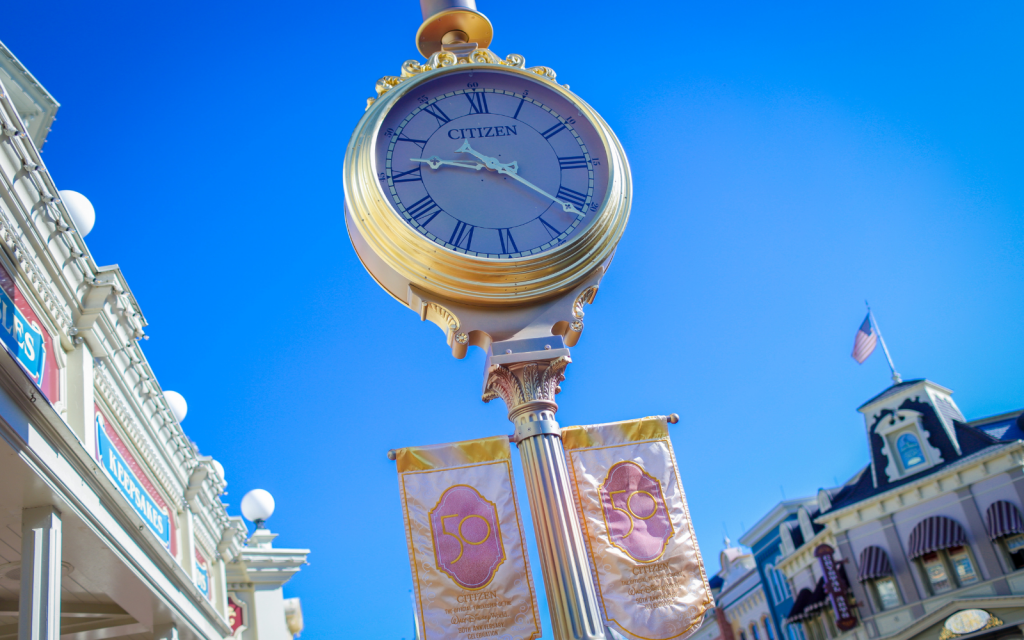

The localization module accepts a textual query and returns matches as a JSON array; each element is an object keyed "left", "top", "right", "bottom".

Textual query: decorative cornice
[
  {"left": 368, "top": 48, "right": 559, "bottom": 109},
  {"left": 0, "top": 198, "right": 73, "bottom": 335},
  {"left": 483, "top": 355, "right": 570, "bottom": 418},
  {"left": 94, "top": 359, "right": 183, "bottom": 509}
]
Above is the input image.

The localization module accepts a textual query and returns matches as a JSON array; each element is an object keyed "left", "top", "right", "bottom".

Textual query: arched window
[
  {"left": 751, "top": 624, "right": 760, "bottom": 640},
  {"left": 765, "top": 564, "right": 781, "bottom": 603},
  {"left": 740, "top": 631, "right": 747, "bottom": 640},
  {"left": 896, "top": 433, "right": 925, "bottom": 469},
  {"left": 765, "top": 564, "right": 792, "bottom": 604},
  {"left": 764, "top": 617, "right": 776, "bottom": 640}
]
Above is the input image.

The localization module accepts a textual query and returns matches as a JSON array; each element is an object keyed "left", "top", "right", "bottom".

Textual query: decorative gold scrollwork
[
  {"left": 573, "top": 286, "right": 599, "bottom": 320},
  {"left": 367, "top": 48, "right": 562, "bottom": 109}
]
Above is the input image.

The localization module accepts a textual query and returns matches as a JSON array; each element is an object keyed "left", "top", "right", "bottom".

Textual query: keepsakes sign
[
  {"left": 563, "top": 417, "right": 712, "bottom": 640},
  {"left": 815, "top": 544, "right": 857, "bottom": 631},
  {"left": 95, "top": 407, "right": 174, "bottom": 550},
  {"left": 395, "top": 435, "right": 540, "bottom": 640},
  {"left": 0, "top": 261, "right": 58, "bottom": 402}
]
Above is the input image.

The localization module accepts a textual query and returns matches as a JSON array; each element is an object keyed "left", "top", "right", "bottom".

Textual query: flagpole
[{"left": 866, "top": 301, "right": 902, "bottom": 384}]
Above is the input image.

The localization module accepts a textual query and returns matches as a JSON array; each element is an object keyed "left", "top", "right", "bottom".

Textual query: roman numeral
[
  {"left": 406, "top": 195, "right": 441, "bottom": 227},
  {"left": 450, "top": 221, "right": 474, "bottom": 250},
  {"left": 556, "top": 186, "right": 588, "bottom": 210},
  {"left": 541, "top": 122, "right": 566, "bottom": 139},
  {"left": 539, "top": 217, "right": 562, "bottom": 238},
  {"left": 558, "top": 156, "right": 589, "bottom": 170},
  {"left": 497, "top": 228, "right": 519, "bottom": 254},
  {"left": 392, "top": 167, "right": 422, "bottom": 183},
  {"left": 466, "top": 92, "right": 489, "bottom": 114},
  {"left": 397, "top": 134, "right": 428, "bottom": 150},
  {"left": 513, "top": 98, "right": 525, "bottom": 120},
  {"left": 421, "top": 103, "right": 451, "bottom": 126}
]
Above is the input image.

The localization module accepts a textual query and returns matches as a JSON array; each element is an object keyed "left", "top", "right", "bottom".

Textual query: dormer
[{"left": 858, "top": 379, "right": 966, "bottom": 488}]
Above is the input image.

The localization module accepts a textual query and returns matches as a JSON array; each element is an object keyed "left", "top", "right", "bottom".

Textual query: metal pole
[
  {"left": 484, "top": 346, "right": 607, "bottom": 640},
  {"left": 420, "top": 0, "right": 478, "bottom": 20},
  {"left": 866, "top": 301, "right": 901, "bottom": 384}
]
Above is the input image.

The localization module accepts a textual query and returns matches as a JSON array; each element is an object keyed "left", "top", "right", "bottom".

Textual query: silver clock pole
[{"left": 484, "top": 338, "right": 607, "bottom": 640}]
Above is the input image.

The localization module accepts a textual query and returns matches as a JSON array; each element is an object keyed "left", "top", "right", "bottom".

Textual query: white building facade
[{"left": 0, "top": 40, "right": 308, "bottom": 640}]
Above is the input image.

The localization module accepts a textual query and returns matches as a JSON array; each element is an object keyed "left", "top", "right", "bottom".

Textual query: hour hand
[
  {"left": 410, "top": 156, "right": 485, "bottom": 171},
  {"left": 455, "top": 141, "right": 518, "bottom": 174}
]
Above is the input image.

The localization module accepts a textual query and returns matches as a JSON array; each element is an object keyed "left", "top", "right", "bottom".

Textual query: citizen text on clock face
[{"left": 375, "top": 69, "right": 610, "bottom": 259}]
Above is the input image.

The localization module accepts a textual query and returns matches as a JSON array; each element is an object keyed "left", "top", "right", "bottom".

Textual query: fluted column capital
[{"left": 482, "top": 354, "right": 570, "bottom": 426}]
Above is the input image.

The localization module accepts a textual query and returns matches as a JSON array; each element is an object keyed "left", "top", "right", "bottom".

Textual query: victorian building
[
  {"left": 0, "top": 39, "right": 308, "bottom": 639},
  {"left": 691, "top": 540, "right": 777, "bottom": 640},
  {"left": 771, "top": 379, "right": 1024, "bottom": 640},
  {"left": 741, "top": 497, "right": 818, "bottom": 640}
]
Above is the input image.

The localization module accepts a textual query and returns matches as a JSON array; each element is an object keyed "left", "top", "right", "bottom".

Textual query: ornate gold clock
[{"left": 345, "top": 44, "right": 631, "bottom": 357}]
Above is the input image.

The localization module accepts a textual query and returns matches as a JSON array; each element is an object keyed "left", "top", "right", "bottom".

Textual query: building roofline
[
  {"left": 969, "top": 409, "right": 1024, "bottom": 428},
  {"left": 819, "top": 441, "right": 1022, "bottom": 522},
  {"left": 739, "top": 497, "right": 816, "bottom": 547},
  {"left": 857, "top": 379, "right": 949, "bottom": 412}
]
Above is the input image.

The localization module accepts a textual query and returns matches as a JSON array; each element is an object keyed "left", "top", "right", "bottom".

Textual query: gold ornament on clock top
[{"left": 344, "top": 47, "right": 631, "bottom": 308}]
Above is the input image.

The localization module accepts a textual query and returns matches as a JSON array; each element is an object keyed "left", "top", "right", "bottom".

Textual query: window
[
  {"left": 764, "top": 617, "right": 776, "bottom": 640},
  {"left": 751, "top": 624, "right": 760, "bottom": 640},
  {"left": 1002, "top": 533, "right": 1024, "bottom": 569},
  {"left": 765, "top": 564, "right": 792, "bottom": 604},
  {"left": 896, "top": 433, "right": 925, "bottom": 470},
  {"left": 948, "top": 546, "right": 980, "bottom": 586},
  {"left": 870, "top": 576, "right": 901, "bottom": 611},
  {"left": 740, "top": 631, "right": 747, "bottom": 640},
  {"left": 922, "top": 552, "right": 953, "bottom": 593}
]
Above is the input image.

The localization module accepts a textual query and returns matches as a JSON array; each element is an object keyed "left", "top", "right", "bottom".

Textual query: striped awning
[
  {"left": 786, "top": 579, "right": 827, "bottom": 623},
  {"left": 857, "top": 546, "right": 893, "bottom": 582},
  {"left": 986, "top": 500, "right": 1024, "bottom": 540},
  {"left": 908, "top": 516, "right": 967, "bottom": 559}
]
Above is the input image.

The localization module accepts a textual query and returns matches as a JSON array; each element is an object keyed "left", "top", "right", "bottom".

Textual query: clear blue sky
[{"left": 5, "top": 1, "right": 1022, "bottom": 637}]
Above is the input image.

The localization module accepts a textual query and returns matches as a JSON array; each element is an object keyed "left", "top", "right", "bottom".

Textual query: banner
[
  {"left": 396, "top": 436, "right": 540, "bottom": 640},
  {"left": 563, "top": 417, "right": 712, "bottom": 640}
]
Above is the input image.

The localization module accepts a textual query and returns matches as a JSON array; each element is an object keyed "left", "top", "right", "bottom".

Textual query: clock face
[{"left": 375, "top": 69, "right": 610, "bottom": 259}]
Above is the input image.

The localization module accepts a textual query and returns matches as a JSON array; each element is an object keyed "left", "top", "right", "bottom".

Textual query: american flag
[{"left": 852, "top": 314, "right": 877, "bottom": 364}]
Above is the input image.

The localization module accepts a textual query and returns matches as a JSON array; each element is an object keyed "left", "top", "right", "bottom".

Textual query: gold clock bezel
[{"left": 344, "top": 52, "right": 631, "bottom": 307}]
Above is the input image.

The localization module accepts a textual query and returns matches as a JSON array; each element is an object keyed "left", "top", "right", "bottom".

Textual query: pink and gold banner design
[
  {"left": 563, "top": 417, "right": 712, "bottom": 640},
  {"left": 396, "top": 436, "right": 540, "bottom": 640}
]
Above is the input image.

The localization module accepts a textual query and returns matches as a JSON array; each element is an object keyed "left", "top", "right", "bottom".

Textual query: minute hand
[
  {"left": 500, "top": 170, "right": 586, "bottom": 217},
  {"left": 455, "top": 141, "right": 585, "bottom": 217}
]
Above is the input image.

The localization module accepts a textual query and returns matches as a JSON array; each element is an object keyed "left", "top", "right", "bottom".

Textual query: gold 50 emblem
[
  {"left": 599, "top": 461, "right": 674, "bottom": 563},
  {"left": 429, "top": 485, "right": 506, "bottom": 590}
]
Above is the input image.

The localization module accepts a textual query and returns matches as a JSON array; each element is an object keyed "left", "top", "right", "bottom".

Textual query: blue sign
[
  {"left": 195, "top": 559, "right": 210, "bottom": 597},
  {"left": 96, "top": 414, "right": 171, "bottom": 548},
  {"left": 0, "top": 288, "right": 45, "bottom": 386}
]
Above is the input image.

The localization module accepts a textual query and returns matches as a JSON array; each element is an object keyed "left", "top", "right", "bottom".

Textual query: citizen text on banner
[
  {"left": 563, "top": 417, "right": 712, "bottom": 640},
  {"left": 396, "top": 435, "right": 540, "bottom": 640}
]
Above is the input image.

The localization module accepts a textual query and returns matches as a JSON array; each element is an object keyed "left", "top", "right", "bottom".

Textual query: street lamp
[{"left": 241, "top": 489, "right": 275, "bottom": 529}]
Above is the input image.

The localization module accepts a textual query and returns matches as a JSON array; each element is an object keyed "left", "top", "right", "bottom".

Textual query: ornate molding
[
  {"left": 572, "top": 286, "right": 598, "bottom": 320},
  {"left": 483, "top": 355, "right": 570, "bottom": 417},
  {"left": 368, "top": 48, "right": 561, "bottom": 109},
  {"left": 94, "top": 359, "right": 184, "bottom": 509},
  {"left": 0, "top": 201, "right": 73, "bottom": 336}
]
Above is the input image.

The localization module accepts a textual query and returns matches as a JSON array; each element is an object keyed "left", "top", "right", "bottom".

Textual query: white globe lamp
[
  {"left": 241, "top": 489, "right": 275, "bottom": 529},
  {"left": 164, "top": 391, "right": 188, "bottom": 423},
  {"left": 58, "top": 190, "right": 95, "bottom": 237}
]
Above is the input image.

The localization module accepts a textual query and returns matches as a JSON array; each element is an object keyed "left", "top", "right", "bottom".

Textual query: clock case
[{"left": 344, "top": 48, "right": 631, "bottom": 359}]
